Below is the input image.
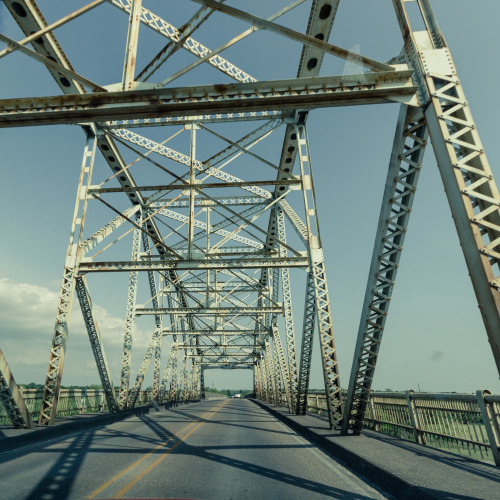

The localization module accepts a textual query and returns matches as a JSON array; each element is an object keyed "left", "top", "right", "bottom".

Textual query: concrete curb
[
  {"left": 0, "top": 405, "right": 151, "bottom": 455},
  {"left": 251, "top": 398, "right": 435, "bottom": 499}
]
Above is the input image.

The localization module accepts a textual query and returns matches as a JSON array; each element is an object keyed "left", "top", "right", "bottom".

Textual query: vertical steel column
[
  {"left": 178, "top": 356, "right": 186, "bottom": 401},
  {"left": 186, "top": 360, "right": 193, "bottom": 400},
  {"left": 127, "top": 327, "right": 161, "bottom": 408},
  {"left": 476, "top": 390, "right": 500, "bottom": 466},
  {"left": 271, "top": 324, "right": 291, "bottom": 410},
  {"left": 194, "top": 363, "right": 201, "bottom": 399},
  {"left": 187, "top": 124, "right": 198, "bottom": 260},
  {"left": 183, "top": 356, "right": 190, "bottom": 401},
  {"left": 118, "top": 214, "right": 142, "bottom": 409},
  {"left": 265, "top": 350, "right": 274, "bottom": 404},
  {"left": 188, "top": 361, "right": 196, "bottom": 400},
  {"left": 296, "top": 123, "right": 342, "bottom": 428},
  {"left": 265, "top": 352, "right": 273, "bottom": 404},
  {"left": 254, "top": 364, "right": 260, "bottom": 399},
  {"left": 258, "top": 362, "right": 264, "bottom": 401},
  {"left": 200, "top": 367, "right": 206, "bottom": 399},
  {"left": 254, "top": 266, "right": 270, "bottom": 384},
  {"left": 406, "top": 390, "right": 426, "bottom": 445},
  {"left": 75, "top": 276, "right": 119, "bottom": 412},
  {"left": 296, "top": 271, "right": 316, "bottom": 415},
  {"left": 163, "top": 281, "right": 178, "bottom": 401},
  {"left": 142, "top": 232, "right": 163, "bottom": 402},
  {"left": 122, "top": 0, "right": 142, "bottom": 90},
  {"left": 259, "top": 357, "right": 268, "bottom": 402},
  {"left": 265, "top": 339, "right": 277, "bottom": 405},
  {"left": 394, "top": 0, "right": 500, "bottom": 376},
  {"left": 39, "top": 128, "right": 97, "bottom": 425},
  {"left": 263, "top": 268, "right": 272, "bottom": 331},
  {"left": 277, "top": 207, "right": 299, "bottom": 408},
  {"left": 342, "top": 105, "right": 428, "bottom": 434},
  {"left": 271, "top": 254, "right": 280, "bottom": 327},
  {"left": 159, "top": 344, "right": 177, "bottom": 402},
  {"left": 170, "top": 346, "right": 178, "bottom": 402},
  {"left": 270, "top": 335, "right": 282, "bottom": 407},
  {"left": 152, "top": 336, "right": 161, "bottom": 400}
]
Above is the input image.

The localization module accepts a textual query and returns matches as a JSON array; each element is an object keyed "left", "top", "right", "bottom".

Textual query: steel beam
[
  {"left": 277, "top": 207, "right": 299, "bottom": 407},
  {"left": 79, "top": 256, "right": 308, "bottom": 272},
  {"left": 158, "top": 345, "right": 177, "bottom": 402},
  {"left": 342, "top": 105, "right": 428, "bottom": 434},
  {"left": 75, "top": 277, "right": 119, "bottom": 412},
  {"left": 296, "top": 271, "right": 316, "bottom": 415},
  {"left": 162, "top": 330, "right": 261, "bottom": 335},
  {"left": 127, "top": 327, "right": 162, "bottom": 407},
  {"left": 261, "top": 0, "right": 341, "bottom": 415},
  {"left": 118, "top": 215, "right": 142, "bottom": 409},
  {"left": 272, "top": 324, "right": 292, "bottom": 411},
  {"left": 136, "top": 306, "right": 282, "bottom": 316},
  {"left": 2, "top": 0, "right": 87, "bottom": 95},
  {"left": 265, "top": 340, "right": 277, "bottom": 404},
  {"left": 0, "top": 72, "right": 416, "bottom": 128},
  {"left": 121, "top": 0, "right": 142, "bottom": 91},
  {"left": 393, "top": 0, "right": 500, "bottom": 382},
  {"left": 296, "top": 123, "right": 342, "bottom": 428},
  {"left": 137, "top": 4, "right": 213, "bottom": 82},
  {"left": 38, "top": 129, "right": 97, "bottom": 425},
  {"left": 191, "top": 0, "right": 393, "bottom": 72},
  {"left": 107, "top": 0, "right": 256, "bottom": 84},
  {"left": 0, "top": 349, "right": 34, "bottom": 429}
]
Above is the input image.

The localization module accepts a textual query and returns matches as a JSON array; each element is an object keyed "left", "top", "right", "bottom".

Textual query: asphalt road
[{"left": 0, "top": 399, "right": 389, "bottom": 499}]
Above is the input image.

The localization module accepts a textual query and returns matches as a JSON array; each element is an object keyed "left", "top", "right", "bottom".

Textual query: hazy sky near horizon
[{"left": 0, "top": 1, "right": 499, "bottom": 394}]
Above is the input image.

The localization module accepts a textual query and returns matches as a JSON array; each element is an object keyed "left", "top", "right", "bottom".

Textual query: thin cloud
[{"left": 0, "top": 278, "right": 151, "bottom": 385}]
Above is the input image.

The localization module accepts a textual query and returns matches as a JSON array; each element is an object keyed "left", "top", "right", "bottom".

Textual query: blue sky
[{"left": 0, "top": 1, "right": 499, "bottom": 394}]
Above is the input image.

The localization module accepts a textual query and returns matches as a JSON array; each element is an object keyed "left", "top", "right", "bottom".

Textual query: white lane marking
[{"left": 273, "top": 419, "right": 390, "bottom": 499}]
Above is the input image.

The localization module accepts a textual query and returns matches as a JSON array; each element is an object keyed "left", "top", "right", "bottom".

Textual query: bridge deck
[
  {"left": 2, "top": 398, "right": 499, "bottom": 499},
  {"left": 0, "top": 399, "right": 387, "bottom": 499},
  {"left": 260, "top": 400, "right": 500, "bottom": 499}
]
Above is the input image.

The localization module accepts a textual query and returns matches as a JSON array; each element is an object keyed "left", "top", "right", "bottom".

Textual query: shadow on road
[
  {"left": 25, "top": 429, "right": 95, "bottom": 500},
  {"left": 4, "top": 399, "right": 493, "bottom": 499},
  {"left": 138, "top": 401, "right": 377, "bottom": 499}
]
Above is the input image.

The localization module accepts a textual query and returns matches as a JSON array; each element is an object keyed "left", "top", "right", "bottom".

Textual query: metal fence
[
  {"left": 0, "top": 388, "right": 153, "bottom": 426},
  {"left": 4, "top": 387, "right": 499, "bottom": 466},
  {"left": 306, "top": 390, "right": 500, "bottom": 466}
]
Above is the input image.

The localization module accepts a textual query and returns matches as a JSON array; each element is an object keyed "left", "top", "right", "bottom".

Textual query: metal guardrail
[
  {"left": 306, "top": 390, "right": 500, "bottom": 466},
  {"left": 0, "top": 388, "right": 153, "bottom": 425},
  {"left": 4, "top": 387, "right": 499, "bottom": 466}
]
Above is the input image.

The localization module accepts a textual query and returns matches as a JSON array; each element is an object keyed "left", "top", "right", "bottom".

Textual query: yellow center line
[
  {"left": 87, "top": 400, "right": 228, "bottom": 499},
  {"left": 111, "top": 399, "right": 229, "bottom": 499}
]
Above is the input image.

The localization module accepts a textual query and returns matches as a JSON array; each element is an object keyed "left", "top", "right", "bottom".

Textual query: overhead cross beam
[
  {"left": 190, "top": 0, "right": 394, "bottom": 72},
  {"left": 0, "top": 72, "right": 416, "bottom": 128}
]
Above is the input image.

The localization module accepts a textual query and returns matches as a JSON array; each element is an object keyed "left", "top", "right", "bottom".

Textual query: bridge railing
[
  {"left": 306, "top": 390, "right": 500, "bottom": 466},
  {"left": 0, "top": 388, "right": 154, "bottom": 425}
]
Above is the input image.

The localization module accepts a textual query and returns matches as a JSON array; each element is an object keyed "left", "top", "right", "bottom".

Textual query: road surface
[{"left": 0, "top": 399, "right": 389, "bottom": 499}]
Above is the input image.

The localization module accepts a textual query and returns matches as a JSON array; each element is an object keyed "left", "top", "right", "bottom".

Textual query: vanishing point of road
[{"left": 0, "top": 399, "right": 389, "bottom": 499}]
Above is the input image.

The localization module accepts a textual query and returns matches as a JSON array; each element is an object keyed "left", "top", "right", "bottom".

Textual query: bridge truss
[{"left": 0, "top": 0, "right": 499, "bottom": 433}]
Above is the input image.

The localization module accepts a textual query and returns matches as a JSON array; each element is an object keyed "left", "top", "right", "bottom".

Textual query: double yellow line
[{"left": 88, "top": 399, "right": 229, "bottom": 499}]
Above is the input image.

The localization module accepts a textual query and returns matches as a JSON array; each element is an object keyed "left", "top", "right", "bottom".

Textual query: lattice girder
[{"left": 1, "top": 0, "right": 498, "bottom": 433}]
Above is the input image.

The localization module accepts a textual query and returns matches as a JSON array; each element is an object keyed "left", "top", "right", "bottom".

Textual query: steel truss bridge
[{"left": 0, "top": 0, "right": 499, "bottom": 438}]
